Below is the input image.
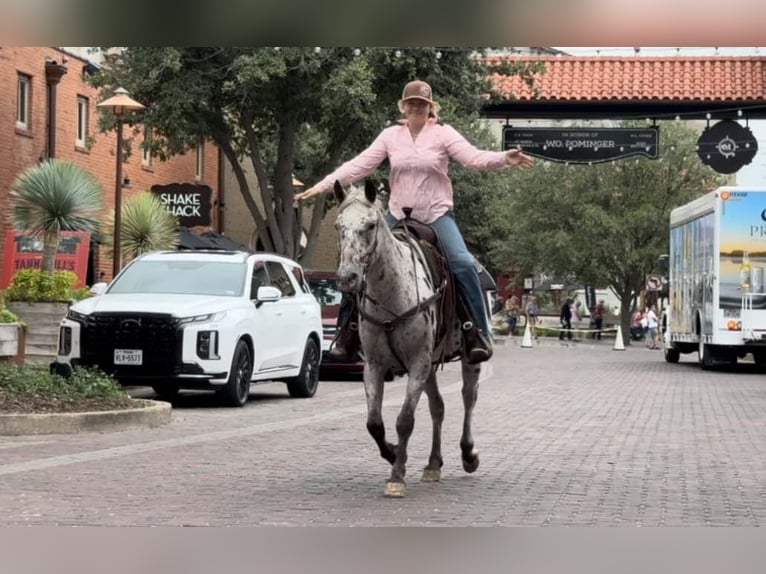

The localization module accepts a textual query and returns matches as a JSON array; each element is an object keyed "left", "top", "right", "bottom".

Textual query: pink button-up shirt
[{"left": 314, "top": 120, "right": 509, "bottom": 223}]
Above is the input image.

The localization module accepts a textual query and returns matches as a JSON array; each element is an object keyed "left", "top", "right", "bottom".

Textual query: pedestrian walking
[
  {"left": 591, "top": 300, "right": 606, "bottom": 340},
  {"left": 505, "top": 295, "right": 520, "bottom": 337},
  {"left": 525, "top": 295, "right": 540, "bottom": 340},
  {"left": 559, "top": 298, "right": 573, "bottom": 341},
  {"left": 646, "top": 305, "right": 659, "bottom": 349}
]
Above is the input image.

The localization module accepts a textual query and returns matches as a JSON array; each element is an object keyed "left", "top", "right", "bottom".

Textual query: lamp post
[{"left": 97, "top": 87, "right": 144, "bottom": 277}]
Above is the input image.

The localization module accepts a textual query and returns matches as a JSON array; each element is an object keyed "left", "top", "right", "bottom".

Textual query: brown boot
[
  {"left": 330, "top": 318, "right": 361, "bottom": 360},
  {"left": 464, "top": 327, "right": 493, "bottom": 364}
]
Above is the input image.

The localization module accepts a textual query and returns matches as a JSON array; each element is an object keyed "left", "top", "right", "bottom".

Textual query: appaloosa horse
[{"left": 334, "top": 181, "right": 481, "bottom": 498}]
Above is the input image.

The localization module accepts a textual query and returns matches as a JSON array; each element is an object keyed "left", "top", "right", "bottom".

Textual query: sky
[{"left": 553, "top": 47, "right": 766, "bottom": 187}]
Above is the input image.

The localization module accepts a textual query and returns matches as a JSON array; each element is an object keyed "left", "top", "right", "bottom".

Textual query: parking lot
[{"left": 1, "top": 338, "right": 765, "bottom": 526}]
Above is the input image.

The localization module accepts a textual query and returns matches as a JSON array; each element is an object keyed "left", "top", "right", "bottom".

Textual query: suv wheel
[
  {"left": 219, "top": 340, "right": 252, "bottom": 407},
  {"left": 287, "top": 338, "right": 320, "bottom": 398}
]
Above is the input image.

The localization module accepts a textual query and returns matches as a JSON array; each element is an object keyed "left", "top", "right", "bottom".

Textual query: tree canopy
[{"left": 89, "top": 47, "right": 539, "bottom": 264}]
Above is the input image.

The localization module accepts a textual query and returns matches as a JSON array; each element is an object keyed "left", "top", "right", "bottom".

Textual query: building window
[
  {"left": 142, "top": 128, "right": 152, "bottom": 167},
  {"left": 16, "top": 73, "right": 31, "bottom": 130},
  {"left": 196, "top": 141, "right": 204, "bottom": 180},
  {"left": 76, "top": 95, "right": 89, "bottom": 147}
]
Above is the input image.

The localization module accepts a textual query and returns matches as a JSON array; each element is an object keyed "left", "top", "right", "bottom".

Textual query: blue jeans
[{"left": 386, "top": 211, "right": 489, "bottom": 335}]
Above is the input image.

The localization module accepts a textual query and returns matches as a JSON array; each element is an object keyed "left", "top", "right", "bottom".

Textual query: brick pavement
[{"left": 0, "top": 339, "right": 764, "bottom": 526}]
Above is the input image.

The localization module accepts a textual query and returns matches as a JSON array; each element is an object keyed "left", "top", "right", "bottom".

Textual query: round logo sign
[{"left": 697, "top": 120, "right": 758, "bottom": 174}]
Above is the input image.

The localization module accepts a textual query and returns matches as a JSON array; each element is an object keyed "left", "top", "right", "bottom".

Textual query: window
[
  {"left": 266, "top": 261, "right": 296, "bottom": 297},
  {"left": 250, "top": 261, "right": 270, "bottom": 299},
  {"left": 16, "top": 73, "right": 31, "bottom": 130},
  {"left": 142, "top": 128, "right": 152, "bottom": 167},
  {"left": 196, "top": 141, "right": 204, "bottom": 180},
  {"left": 76, "top": 95, "right": 89, "bottom": 147},
  {"left": 291, "top": 266, "right": 310, "bottom": 294}
]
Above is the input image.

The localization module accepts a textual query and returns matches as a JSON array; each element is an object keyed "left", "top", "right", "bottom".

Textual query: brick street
[{"left": 1, "top": 338, "right": 764, "bottom": 526}]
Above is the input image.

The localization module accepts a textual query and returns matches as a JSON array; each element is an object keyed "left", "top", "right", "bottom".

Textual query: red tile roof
[{"left": 489, "top": 56, "right": 766, "bottom": 102}]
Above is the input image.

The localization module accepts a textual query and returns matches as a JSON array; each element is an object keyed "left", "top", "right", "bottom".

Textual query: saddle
[{"left": 391, "top": 208, "right": 468, "bottom": 364}]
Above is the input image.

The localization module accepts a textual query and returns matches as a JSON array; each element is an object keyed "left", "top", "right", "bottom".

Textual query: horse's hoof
[
  {"left": 384, "top": 480, "right": 407, "bottom": 497},
  {"left": 462, "top": 451, "right": 480, "bottom": 474},
  {"left": 421, "top": 468, "right": 441, "bottom": 482}
]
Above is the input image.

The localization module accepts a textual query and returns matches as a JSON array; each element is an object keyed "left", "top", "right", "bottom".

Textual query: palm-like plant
[
  {"left": 10, "top": 159, "right": 103, "bottom": 273},
  {"left": 104, "top": 192, "right": 179, "bottom": 259}
]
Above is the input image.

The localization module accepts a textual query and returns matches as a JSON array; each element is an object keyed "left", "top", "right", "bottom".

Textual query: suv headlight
[
  {"left": 178, "top": 311, "right": 226, "bottom": 325},
  {"left": 66, "top": 309, "right": 88, "bottom": 322}
]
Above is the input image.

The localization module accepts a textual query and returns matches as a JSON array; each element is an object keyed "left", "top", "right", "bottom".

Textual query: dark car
[{"left": 305, "top": 270, "right": 365, "bottom": 378}]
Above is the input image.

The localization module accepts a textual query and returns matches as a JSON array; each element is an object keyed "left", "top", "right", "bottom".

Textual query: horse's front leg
[
  {"left": 385, "top": 359, "right": 430, "bottom": 498},
  {"left": 363, "top": 362, "right": 396, "bottom": 465},
  {"left": 459, "top": 360, "right": 481, "bottom": 473},
  {"left": 421, "top": 369, "right": 444, "bottom": 483}
]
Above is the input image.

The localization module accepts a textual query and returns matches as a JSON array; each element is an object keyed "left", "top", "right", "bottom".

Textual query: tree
[
  {"left": 10, "top": 159, "right": 103, "bottom": 273},
  {"left": 103, "top": 192, "right": 179, "bottom": 260},
  {"left": 486, "top": 120, "right": 727, "bottom": 340},
  {"left": 88, "top": 47, "right": 540, "bottom": 265}
]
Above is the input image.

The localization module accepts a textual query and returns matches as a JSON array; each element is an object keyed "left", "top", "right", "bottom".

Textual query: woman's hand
[
  {"left": 506, "top": 147, "right": 535, "bottom": 168},
  {"left": 294, "top": 186, "right": 321, "bottom": 202}
]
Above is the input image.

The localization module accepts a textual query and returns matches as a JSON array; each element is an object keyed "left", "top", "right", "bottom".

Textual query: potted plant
[
  {"left": 6, "top": 159, "right": 102, "bottom": 364},
  {"left": 0, "top": 299, "right": 25, "bottom": 366}
]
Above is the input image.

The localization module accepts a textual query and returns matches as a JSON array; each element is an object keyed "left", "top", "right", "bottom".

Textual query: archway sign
[{"left": 503, "top": 126, "right": 659, "bottom": 164}]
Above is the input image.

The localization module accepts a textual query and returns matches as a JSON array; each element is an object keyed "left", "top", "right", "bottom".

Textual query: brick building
[{"left": 0, "top": 47, "right": 221, "bottom": 283}]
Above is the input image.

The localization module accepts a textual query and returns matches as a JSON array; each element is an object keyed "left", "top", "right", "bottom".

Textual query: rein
[{"left": 343, "top": 200, "right": 444, "bottom": 332}]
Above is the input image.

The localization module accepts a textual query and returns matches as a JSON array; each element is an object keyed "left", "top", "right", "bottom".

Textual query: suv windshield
[{"left": 109, "top": 260, "right": 247, "bottom": 296}]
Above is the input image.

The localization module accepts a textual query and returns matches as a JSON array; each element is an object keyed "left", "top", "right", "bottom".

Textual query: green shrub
[
  {"left": 0, "top": 364, "right": 126, "bottom": 398},
  {"left": 4, "top": 269, "right": 91, "bottom": 303},
  {"left": 0, "top": 307, "right": 21, "bottom": 324}
]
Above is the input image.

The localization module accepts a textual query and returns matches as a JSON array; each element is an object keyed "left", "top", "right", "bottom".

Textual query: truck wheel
[
  {"left": 664, "top": 345, "right": 680, "bottom": 363},
  {"left": 219, "top": 340, "right": 252, "bottom": 407},
  {"left": 698, "top": 339, "right": 714, "bottom": 370},
  {"left": 287, "top": 338, "right": 320, "bottom": 398}
]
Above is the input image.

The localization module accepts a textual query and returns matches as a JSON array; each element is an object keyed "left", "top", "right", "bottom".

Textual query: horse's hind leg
[
  {"left": 460, "top": 360, "right": 481, "bottom": 474},
  {"left": 421, "top": 370, "right": 444, "bottom": 483},
  {"left": 364, "top": 364, "right": 396, "bottom": 465}
]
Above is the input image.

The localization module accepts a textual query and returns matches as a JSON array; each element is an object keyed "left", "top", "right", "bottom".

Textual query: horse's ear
[
  {"left": 333, "top": 181, "right": 345, "bottom": 204},
  {"left": 364, "top": 180, "right": 377, "bottom": 204}
]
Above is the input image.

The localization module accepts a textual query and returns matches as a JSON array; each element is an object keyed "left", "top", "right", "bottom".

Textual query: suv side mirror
[
  {"left": 89, "top": 282, "right": 108, "bottom": 296},
  {"left": 255, "top": 285, "right": 282, "bottom": 307}
]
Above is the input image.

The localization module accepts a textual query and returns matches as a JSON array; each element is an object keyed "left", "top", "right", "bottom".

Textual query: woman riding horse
[{"left": 296, "top": 79, "right": 534, "bottom": 363}]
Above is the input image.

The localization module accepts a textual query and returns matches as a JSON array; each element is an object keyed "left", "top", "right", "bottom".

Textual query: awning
[
  {"left": 177, "top": 228, "right": 217, "bottom": 250},
  {"left": 200, "top": 231, "right": 251, "bottom": 252}
]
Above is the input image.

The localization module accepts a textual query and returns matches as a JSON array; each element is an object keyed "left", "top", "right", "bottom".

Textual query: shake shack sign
[
  {"left": 151, "top": 183, "right": 212, "bottom": 227},
  {"left": 503, "top": 126, "right": 660, "bottom": 164}
]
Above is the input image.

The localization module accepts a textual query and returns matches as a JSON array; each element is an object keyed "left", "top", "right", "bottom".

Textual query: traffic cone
[
  {"left": 521, "top": 321, "right": 533, "bottom": 348},
  {"left": 613, "top": 326, "right": 625, "bottom": 351}
]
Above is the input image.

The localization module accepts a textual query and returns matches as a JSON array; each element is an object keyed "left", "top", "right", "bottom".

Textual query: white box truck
[{"left": 663, "top": 187, "right": 766, "bottom": 368}]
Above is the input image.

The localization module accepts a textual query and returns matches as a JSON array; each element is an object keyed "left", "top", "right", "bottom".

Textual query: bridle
[{"left": 338, "top": 196, "right": 445, "bottom": 333}]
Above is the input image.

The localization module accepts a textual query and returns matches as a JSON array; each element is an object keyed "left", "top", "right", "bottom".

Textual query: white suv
[{"left": 52, "top": 250, "right": 323, "bottom": 406}]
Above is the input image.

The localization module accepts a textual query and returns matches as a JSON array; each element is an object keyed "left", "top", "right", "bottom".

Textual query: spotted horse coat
[{"left": 333, "top": 180, "right": 481, "bottom": 498}]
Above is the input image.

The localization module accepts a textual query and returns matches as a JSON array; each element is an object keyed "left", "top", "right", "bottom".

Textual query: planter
[
  {"left": 5, "top": 302, "right": 69, "bottom": 365},
  {"left": 0, "top": 322, "right": 26, "bottom": 366}
]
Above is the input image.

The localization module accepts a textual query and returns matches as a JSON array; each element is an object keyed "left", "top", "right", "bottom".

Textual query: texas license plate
[{"left": 114, "top": 349, "right": 143, "bottom": 365}]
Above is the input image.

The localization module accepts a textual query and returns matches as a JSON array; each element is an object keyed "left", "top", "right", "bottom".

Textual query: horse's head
[{"left": 334, "top": 180, "right": 384, "bottom": 294}]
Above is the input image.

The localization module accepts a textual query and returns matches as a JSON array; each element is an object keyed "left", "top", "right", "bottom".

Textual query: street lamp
[{"left": 97, "top": 87, "right": 144, "bottom": 277}]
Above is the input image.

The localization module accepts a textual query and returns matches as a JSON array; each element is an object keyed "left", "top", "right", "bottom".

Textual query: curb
[{"left": 0, "top": 399, "right": 172, "bottom": 436}]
